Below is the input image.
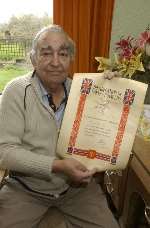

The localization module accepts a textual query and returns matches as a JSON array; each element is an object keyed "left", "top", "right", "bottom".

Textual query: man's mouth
[{"left": 48, "top": 71, "right": 61, "bottom": 75}]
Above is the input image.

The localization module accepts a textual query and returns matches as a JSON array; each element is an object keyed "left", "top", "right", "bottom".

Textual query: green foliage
[
  {"left": 0, "top": 14, "right": 52, "bottom": 39},
  {"left": 0, "top": 64, "right": 29, "bottom": 91}
]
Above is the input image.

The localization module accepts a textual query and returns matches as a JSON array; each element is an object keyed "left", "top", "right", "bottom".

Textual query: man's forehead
[
  {"left": 39, "top": 31, "right": 68, "bottom": 43},
  {"left": 38, "top": 33, "right": 69, "bottom": 49},
  {"left": 39, "top": 43, "right": 70, "bottom": 51}
]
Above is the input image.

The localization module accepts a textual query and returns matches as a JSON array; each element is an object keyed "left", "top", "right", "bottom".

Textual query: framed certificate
[{"left": 57, "top": 73, "right": 148, "bottom": 171}]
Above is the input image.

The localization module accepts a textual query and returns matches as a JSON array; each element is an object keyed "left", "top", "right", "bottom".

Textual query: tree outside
[
  {"left": 0, "top": 14, "right": 52, "bottom": 39},
  {"left": 0, "top": 14, "right": 53, "bottom": 62},
  {"left": 0, "top": 14, "right": 53, "bottom": 91}
]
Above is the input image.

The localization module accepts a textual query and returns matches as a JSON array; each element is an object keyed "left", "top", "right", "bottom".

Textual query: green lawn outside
[{"left": 0, "top": 65, "right": 29, "bottom": 92}]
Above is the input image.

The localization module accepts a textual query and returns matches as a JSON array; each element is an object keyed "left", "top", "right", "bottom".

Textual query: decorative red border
[
  {"left": 67, "top": 78, "right": 93, "bottom": 149},
  {"left": 110, "top": 89, "right": 135, "bottom": 164},
  {"left": 67, "top": 79, "right": 135, "bottom": 165}
]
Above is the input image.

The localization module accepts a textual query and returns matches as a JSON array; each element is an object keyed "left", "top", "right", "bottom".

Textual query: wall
[{"left": 110, "top": 0, "right": 150, "bottom": 56}]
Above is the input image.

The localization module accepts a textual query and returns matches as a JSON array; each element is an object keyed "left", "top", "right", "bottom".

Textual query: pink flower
[{"left": 137, "top": 30, "right": 150, "bottom": 48}]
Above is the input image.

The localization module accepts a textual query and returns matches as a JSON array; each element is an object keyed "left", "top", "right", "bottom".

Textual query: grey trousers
[{"left": 0, "top": 178, "right": 119, "bottom": 228}]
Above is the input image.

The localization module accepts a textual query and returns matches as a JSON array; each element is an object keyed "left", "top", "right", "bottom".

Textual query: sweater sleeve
[{"left": 0, "top": 79, "right": 55, "bottom": 181}]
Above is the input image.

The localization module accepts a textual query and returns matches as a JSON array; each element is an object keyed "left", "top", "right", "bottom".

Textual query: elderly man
[{"left": 0, "top": 25, "right": 119, "bottom": 228}]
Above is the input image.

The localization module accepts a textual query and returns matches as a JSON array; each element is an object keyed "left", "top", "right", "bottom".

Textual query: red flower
[
  {"left": 115, "top": 36, "right": 136, "bottom": 60},
  {"left": 122, "top": 48, "right": 133, "bottom": 59},
  {"left": 116, "top": 36, "right": 133, "bottom": 50},
  {"left": 147, "top": 37, "right": 150, "bottom": 44}
]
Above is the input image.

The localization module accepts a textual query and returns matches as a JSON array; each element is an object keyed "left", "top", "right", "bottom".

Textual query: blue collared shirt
[{"left": 37, "top": 77, "right": 66, "bottom": 129}]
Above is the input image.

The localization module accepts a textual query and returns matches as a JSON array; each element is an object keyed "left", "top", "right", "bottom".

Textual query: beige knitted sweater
[{"left": 0, "top": 72, "right": 71, "bottom": 194}]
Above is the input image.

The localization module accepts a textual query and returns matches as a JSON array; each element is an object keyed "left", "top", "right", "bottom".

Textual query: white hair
[{"left": 30, "top": 24, "right": 75, "bottom": 61}]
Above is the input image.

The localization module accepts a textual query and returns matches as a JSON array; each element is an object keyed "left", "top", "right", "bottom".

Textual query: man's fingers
[
  {"left": 113, "top": 71, "right": 121, "bottom": 77},
  {"left": 79, "top": 168, "right": 98, "bottom": 183},
  {"left": 103, "top": 70, "right": 121, "bottom": 80}
]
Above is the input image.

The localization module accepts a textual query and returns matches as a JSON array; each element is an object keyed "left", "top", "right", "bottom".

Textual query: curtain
[{"left": 53, "top": 0, "right": 115, "bottom": 74}]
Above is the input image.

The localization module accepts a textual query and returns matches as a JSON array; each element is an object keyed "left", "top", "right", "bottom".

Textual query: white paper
[{"left": 57, "top": 73, "right": 148, "bottom": 171}]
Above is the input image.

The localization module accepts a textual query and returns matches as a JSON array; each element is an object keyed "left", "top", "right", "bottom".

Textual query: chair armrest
[{"left": 0, "top": 169, "right": 8, "bottom": 189}]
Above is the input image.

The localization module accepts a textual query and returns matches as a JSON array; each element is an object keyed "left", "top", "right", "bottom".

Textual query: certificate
[{"left": 57, "top": 73, "right": 148, "bottom": 171}]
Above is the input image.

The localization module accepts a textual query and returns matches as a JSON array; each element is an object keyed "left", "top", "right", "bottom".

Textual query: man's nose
[{"left": 51, "top": 53, "right": 60, "bottom": 66}]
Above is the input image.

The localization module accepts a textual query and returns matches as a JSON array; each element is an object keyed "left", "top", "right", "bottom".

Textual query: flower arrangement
[{"left": 95, "top": 27, "right": 150, "bottom": 78}]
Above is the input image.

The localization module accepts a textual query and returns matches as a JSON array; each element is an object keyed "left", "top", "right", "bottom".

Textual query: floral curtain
[{"left": 53, "top": 0, "right": 115, "bottom": 74}]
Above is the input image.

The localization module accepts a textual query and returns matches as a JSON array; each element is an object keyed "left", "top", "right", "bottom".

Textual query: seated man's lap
[
  {"left": 0, "top": 179, "right": 119, "bottom": 228},
  {"left": 58, "top": 179, "right": 119, "bottom": 228},
  {"left": 0, "top": 182, "right": 48, "bottom": 228}
]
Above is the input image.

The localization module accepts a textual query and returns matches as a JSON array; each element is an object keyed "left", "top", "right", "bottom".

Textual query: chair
[{"left": 0, "top": 169, "right": 8, "bottom": 189}]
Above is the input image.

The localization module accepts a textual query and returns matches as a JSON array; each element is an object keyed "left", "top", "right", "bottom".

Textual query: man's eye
[
  {"left": 42, "top": 52, "right": 52, "bottom": 56},
  {"left": 59, "top": 51, "right": 68, "bottom": 57}
]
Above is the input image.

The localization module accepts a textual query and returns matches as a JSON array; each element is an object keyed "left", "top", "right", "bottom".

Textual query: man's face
[{"left": 33, "top": 31, "right": 72, "bottom": 87}]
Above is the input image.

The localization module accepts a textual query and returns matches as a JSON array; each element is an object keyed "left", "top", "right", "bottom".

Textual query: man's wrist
[{"left": 52, "top": 159, "right": 63, "bottom": 173}]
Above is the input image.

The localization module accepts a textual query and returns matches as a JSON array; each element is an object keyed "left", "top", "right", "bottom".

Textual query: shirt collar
[
  {"left": 35, "top": 73, "right": 68, "bottom": 101},
  {"left": 37, "top": 77, "right": 48, "bottom": 98}
]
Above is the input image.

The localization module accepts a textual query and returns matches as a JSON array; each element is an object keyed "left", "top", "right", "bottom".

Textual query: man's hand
[
  {"left": 52, "top": 158, "right": 96, "bottom": 183},
  {"left": 103, "top": 70, "right": 121, "bottom": 80}
]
